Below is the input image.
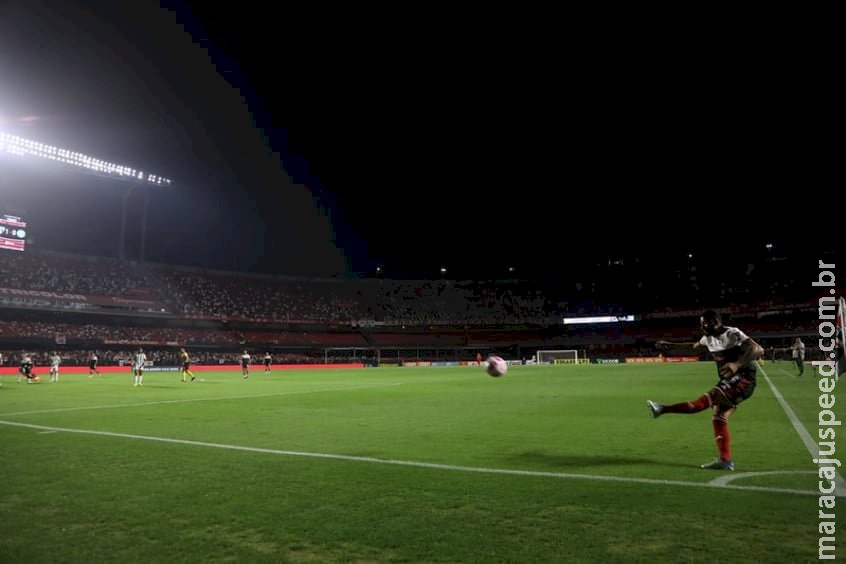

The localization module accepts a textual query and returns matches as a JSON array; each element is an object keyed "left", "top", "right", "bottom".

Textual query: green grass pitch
[{"left": 1, "top": 361, "right": 843, "bottom": 562}]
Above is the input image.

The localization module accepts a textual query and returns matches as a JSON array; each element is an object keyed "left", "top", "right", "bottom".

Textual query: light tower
[{"left": 0, "top": 131, "right": 172, "bottom": 262}]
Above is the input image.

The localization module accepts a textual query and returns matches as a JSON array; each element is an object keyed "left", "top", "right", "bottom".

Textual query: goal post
[
  {"left": 324, "top": 347, "right": 379, "bottom": 365},
  {"left": 536, "top": 349, "right": 587, "bottom": 365}
]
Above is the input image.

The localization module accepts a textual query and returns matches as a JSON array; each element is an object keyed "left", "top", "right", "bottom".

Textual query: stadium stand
[{"left": 0, "top": 248, "right": 838, "bottom": 367}]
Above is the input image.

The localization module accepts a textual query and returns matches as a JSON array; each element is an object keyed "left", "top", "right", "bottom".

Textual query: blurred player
[
  {"left": 263, "top": 352, "right": 272, "bottom": 374},
  {"left": 790, "top": 337, "right": 805, "bottom": 377},
  {"left": 133, "top": 347, "right": 147, "bottom": 387},
  {"left": 180, "top": 347, "right": 195, "bottom": 382},
  {"left": 88, "top": 351, "right": 100, "bottom": 378},
  {"left": 241, "top": 350, "right": 251, "bottom": 379},
  {"left": 0, "top": 351, "right": 3, "bottom": 386},
  {"left": 19, "top": 352, "right": 38, "bottom": 383},
  {"left": 49, "top": 351, "right": 61, "bottom": 383},
  {"left": 648, "top": 310, "right": 763, "bottom": 471}
]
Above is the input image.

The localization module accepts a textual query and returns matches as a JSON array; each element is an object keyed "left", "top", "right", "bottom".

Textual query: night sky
[{"left": 0, "top": 1, "right": 832, "bottom": 280}]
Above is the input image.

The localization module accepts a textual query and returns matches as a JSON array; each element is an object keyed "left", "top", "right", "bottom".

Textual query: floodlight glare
[{"left": 0, "top": 131, "right": 173, "bottom": 186}]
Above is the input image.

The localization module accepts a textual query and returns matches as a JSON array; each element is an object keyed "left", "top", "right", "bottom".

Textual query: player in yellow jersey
[{"left": 179, "top": 347, "right": 195, "bottom": 382}]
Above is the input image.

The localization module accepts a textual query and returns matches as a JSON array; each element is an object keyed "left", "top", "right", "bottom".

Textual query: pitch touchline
[
  {"left": 0, "top": 382, "right": 402, "bottom": 417},
  {"left": 756, "top": 362, "right": 846, "bottom": 493},
  {"left": 0, "top": 419, "right": 827, "bottom": 498}
]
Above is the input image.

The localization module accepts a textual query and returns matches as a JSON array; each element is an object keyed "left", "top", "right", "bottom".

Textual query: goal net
[
  {"left": 536, "top": 349, "right": 586, "bottom": 365},
  {"left": 324, "top": 347, "right": 379, "bottom": 365}
]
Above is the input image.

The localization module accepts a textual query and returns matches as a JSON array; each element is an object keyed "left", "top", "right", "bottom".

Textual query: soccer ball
[{"left": 485, "top": 355, "right": 508, "bottom": 377}]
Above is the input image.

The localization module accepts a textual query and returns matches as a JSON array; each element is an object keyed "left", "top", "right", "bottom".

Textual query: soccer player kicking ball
[{"left": 647, "top": 310, "right": 763, "bottom": 471}]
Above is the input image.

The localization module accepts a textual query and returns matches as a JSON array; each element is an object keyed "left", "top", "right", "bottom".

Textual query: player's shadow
[{"left": 515, "top": 451, "right": 693, "bottom": 469}]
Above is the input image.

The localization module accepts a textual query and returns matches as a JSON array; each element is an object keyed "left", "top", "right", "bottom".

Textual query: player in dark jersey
[
  {"left": 263, "top": 352, "right": 272, "bottom": 374},
  {"left": 19, "top": 352, "right": 38, "bottom": 383},
  {"left": 180, "top": 347, "right": 195, "bottom": 382},
  {"left": 647, "top": 310, "right": 763, "bottom": 471},
  {"left": 88, "top": 352, "right": 100, "bottom": 378}
]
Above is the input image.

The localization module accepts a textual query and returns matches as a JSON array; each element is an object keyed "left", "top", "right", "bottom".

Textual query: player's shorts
[
  {"left": 50, "top": 366, "right": 59, "bottom": 373},
  {"left": 709, "top": 370, "right": 756, "bottom": 408},
  {"left": 182, "top": 362, "right": 191, "bottom": 370},
  {"left": 134, "top": 364, "right": 144, "bottom": 371},
  {"left": 89, "top": 362, "right": 97, "bottom": 369}
]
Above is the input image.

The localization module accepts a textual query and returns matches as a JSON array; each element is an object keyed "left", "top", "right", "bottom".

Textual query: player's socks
[
  {"left": 712, "top": 415, "right": 731, "bottom": 461},
  {"left": 661, "top": 394, "right": 711, "bottom": 414}
]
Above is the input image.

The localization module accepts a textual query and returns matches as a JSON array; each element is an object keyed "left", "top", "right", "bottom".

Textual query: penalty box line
[{"left": 0, "top": 418, "right": 828, "bottom": 498}]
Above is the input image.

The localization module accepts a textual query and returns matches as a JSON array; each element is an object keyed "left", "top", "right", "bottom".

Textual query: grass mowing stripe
[
  {"left": 0, "top": 418, "right": 826, "bottom": 498},
  {"left": 0, "top": 381, "right": 402, "bottom": 417},
  {"left": 757, "top": 361, "right": 846, "bottom": 493}
]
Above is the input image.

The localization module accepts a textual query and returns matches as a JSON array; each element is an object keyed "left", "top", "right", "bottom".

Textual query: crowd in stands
[
  {"left": 0, "top": 250, "right": 564, "bottom": 324},
  {"left": 2, "top": 249, "right": 834, "bottom": 326},
  {"left": 0, "top": 252, "right": 160, "bottom": 295},
  {"left": 0, "top": 249, "right": 838, "bottom": 364}
]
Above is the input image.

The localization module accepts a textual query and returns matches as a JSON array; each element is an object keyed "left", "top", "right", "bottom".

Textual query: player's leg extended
[{"left": 647, "top": 392, "right": 712, "bottom": 418}]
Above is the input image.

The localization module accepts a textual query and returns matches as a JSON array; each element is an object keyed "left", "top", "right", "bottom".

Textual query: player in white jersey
[
  {"left": 49, "top": 351, "right": 61, "bottom": 383},
  {"left": 133, "top": 348, "right": 147, "bottom": 387},
  {"left": 648, "top": 310, "right": 763, "bottom": 471},
  {"left": 240, "top": 351, "right": 251, "bottom": 379},
  {"left": 790, "top": 337, "right": 805, "bottom": 377}
]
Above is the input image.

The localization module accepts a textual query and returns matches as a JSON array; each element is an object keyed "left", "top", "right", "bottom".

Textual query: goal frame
[{"left": 536, "top": 349, "right": 584, "bottom": 365}]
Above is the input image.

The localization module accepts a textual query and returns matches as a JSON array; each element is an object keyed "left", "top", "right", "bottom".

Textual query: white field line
[
  {"left": 0, "top": 382, "right": 402, "bottom": 417},
  {"left": 0, "top": 418, "right": 829, "bottom": 498},
  {"left": 756, "top": 361, "right": 846, "bottom": 494},
  {"left": 708, "top": 470, "right": 816, "bottom": 487}
]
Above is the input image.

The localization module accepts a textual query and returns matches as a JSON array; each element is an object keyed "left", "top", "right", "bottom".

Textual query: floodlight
[{"left": 0, "top": 131, "right": 172, "bottom": 186}]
